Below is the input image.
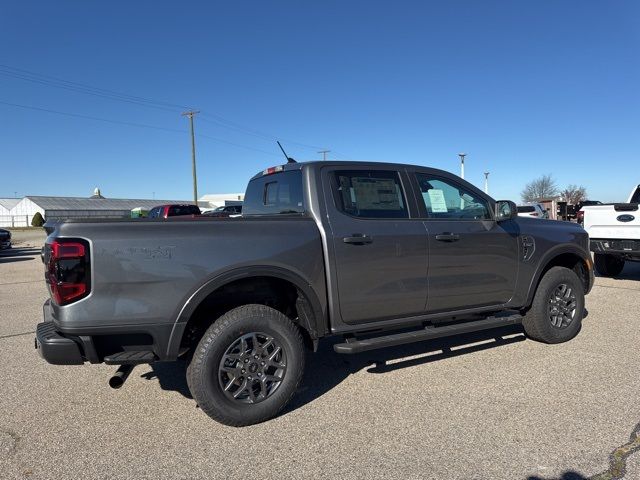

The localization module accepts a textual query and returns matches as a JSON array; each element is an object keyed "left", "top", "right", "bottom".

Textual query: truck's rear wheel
[
  {"left": 186, "top": 304, "right": 305, "bottom": 427},
  {"left": 594, "top": 253, "right": 625, "bottom": 277},
  {"left": 522, "top": 266, "right": 584, "bottom": 344}
]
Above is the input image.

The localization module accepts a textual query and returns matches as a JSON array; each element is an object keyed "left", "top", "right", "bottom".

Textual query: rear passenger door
[
  {"left": 323, "top": 167, "right": 429, "bottom": 325},
  {"left": 411, "top": 171, "right": 519, "bottom": 312}
]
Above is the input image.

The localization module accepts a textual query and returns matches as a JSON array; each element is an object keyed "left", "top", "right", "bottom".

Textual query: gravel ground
[{"left": 1, "top": 229, "right": 639, "bottom": 479}]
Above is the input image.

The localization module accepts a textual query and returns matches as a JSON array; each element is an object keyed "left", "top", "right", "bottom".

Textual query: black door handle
[
  {"left": 343, "top": 234, "right": 373, "bottom": 245},
  {"left": 435, "top": 232, "right": 460, "bottom": 242}
]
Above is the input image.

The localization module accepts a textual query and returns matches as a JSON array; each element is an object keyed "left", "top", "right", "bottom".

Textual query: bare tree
[
  {"left": 521, "top": 174, "right": 558, "bottom": 203},
  {"left": 560, "top": 184, "right": 587, "bottom": 205}
]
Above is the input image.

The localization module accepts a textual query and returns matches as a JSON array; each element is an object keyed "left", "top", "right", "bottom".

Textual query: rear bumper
[
  {"left": 35, "top": 321, "right": 85, "bottom": 365},
  {"left": 37, "top": 300, "right": 182, "bottom": 365},
  {"left": 590, "top": 238, "right": 640, "bottom": 259},
  {"left": 36, "top": 300, "right": 87, "bottom": 365}
]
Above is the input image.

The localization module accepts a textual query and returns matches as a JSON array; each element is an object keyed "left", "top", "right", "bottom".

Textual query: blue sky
[{"left": 1, "top": 1, "right": 638, "bottom": 202}]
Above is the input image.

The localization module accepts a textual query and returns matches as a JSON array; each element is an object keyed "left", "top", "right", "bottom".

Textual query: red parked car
[{"left": 148, "top": 204, "right": 201, "bottom": 219}]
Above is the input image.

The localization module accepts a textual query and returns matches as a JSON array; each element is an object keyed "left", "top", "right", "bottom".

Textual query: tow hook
[{"left": 108, "top": 364, "right": 134, "bottom": 389}]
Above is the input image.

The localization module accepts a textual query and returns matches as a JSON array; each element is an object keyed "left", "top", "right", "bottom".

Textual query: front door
[
  {"left": 324, "top": 167, "right": 429, "bottom": 325},
  {"left": 412, "top": 171, "right": 519, "bottom": 313}
]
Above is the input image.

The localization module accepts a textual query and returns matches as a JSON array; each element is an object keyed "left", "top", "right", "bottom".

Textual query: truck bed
[{"left": 47, "top": 216, "right": 327, "bottom": 332}]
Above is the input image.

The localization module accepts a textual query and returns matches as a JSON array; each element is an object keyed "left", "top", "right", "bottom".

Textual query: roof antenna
[{"left": 277, "top": 141, "right": 296, "bottom": 163}]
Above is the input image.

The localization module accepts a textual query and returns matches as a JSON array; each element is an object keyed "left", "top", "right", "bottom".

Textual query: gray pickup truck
[{"left": 37, "top": 161, "right": 594, "bottom": 426}]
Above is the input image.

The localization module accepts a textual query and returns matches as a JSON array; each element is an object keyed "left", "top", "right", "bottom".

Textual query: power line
[
  {"left": 0, "top": 100, "right": 185, "bottom": 133},
  {"left": 199, "top": 113, "right": 328, "bottom": 152},
  {"left": 0, "top": 64, "right": 190, "bottom": 111},
  {"left": 0, "top": 63, "right": 335, "bottom": 154},
  {"left": 0, "top": 100, "right": 280, "bottom": 156}
]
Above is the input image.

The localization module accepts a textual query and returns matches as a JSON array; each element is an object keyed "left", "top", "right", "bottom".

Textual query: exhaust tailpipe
[{"left": 109, "top": 364, "right": 134, "bottom": 389}]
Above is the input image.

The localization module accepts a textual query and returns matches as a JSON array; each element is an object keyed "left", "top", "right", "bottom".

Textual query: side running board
[
  {"left": 333, "top": 313, "right": 522, "bottom": 354},
  {"left": 104, "top": 351, "right": 156, "bottom": 365}
]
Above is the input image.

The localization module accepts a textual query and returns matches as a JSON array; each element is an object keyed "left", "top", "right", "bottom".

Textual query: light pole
[
  {"left": 458, "top": 153, "right": 466, "bottom": 179},
  {"left": 484, "top": 172, "right": 490, "bottom": 194}
]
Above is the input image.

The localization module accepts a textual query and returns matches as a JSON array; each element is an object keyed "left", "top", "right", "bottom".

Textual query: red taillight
[
  {"left": 51, "top": 242, "right": 85, "bottom": 259},
  {"left": 47, "top": 239, "right": 90, "bottom": 306},
  {"left": 51, "top": 283, "right": 87, "bottom": 304}
]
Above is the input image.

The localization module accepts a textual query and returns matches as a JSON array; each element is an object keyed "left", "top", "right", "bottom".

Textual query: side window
[
  {"left": 415, "top": 174, "right": 491, "bottom": 220},
  {"left": 333, "top": 170, "right": 408, "bottom": 219}
]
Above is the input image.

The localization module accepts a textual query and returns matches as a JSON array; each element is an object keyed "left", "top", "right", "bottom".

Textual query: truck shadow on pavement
[
  {"left": 144, "top": 324, "right": 536, "bottom": 412},
  {"left": 527, "top": 472, "right": 588, "bottom": 480},
  {"left": 0, "top": 247, "right": 40, "bottom": 263},
  {"left": 286, "top": 324, "right": 527, "bottom": 413},
  {"left": 594, "top": 260, "right": 640, "bottom": 280}
]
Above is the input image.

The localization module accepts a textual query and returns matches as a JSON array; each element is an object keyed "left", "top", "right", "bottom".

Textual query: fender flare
[
  {"left": 165, "top": 266, "right": 326, "bottom": 358},
  {"left": 524, "top": 244, "right": 590, "bottom": 306}
]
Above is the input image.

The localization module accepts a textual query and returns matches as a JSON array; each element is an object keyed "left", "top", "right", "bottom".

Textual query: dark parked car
[
  {"left": 202, "top": 205, "right": 242, "bottom": 217},
  {"left": 0, "top": 228, "right": 11, "bottom": 249},
  {"left": 147, "top": 204, "right": 201, "bottom": 219},
  {"left": 36, "top": 161, "right": 593, "bottom": 426}
]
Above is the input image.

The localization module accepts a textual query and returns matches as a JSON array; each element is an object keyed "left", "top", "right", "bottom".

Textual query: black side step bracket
[{"left": 333, "top": 313, "right": 522, "bottom": 354}]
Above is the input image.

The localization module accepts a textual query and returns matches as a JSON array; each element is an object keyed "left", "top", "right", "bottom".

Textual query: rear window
[
  {"left": 243, "top": 170, "right": 304, "bottom": 215},
  {"left": 517, "top": 206, "right": 535, "bottom": 213},
  {"left": 168, "top": 205, "right": 200, "bottom": 216}
]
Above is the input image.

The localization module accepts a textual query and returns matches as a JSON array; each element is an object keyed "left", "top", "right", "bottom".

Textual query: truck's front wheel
[
  {"left": 594, "top": 253, "right": 625, "bottom": 277},
  {"left": 187, "top": 304, "right": 305, "bottom": 426},
  {"left": 522, "top": 266, "right": 585, "bottom": 344}
]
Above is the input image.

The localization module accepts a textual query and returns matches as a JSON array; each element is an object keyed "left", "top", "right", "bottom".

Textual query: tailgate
[{"left": 583, "top": 204, "right": 640, "bottom": 240}]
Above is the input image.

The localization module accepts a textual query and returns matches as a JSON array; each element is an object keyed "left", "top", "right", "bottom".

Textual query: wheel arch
[
  {"left": 524, "top": 246, "right": 592, "bottom": 307},
  {"left": 166, "top": 266, "right": 327, "bottom": 358}
]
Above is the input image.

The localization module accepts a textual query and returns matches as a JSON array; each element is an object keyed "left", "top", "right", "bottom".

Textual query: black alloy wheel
[{"left": 548, "top": 283, "right": 577, "bottom": 329}]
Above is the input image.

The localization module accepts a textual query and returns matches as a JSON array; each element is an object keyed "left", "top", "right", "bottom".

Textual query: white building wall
[
  {"left": 4, "top": 198, "right": 45, "bottom": 226},
  {"left": 199, "top": 193, "right": 245, "bottom": 210}
]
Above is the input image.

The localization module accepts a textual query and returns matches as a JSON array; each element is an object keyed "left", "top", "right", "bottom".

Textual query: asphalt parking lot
[{"left": 1, "top": 229, "right": 640, "bottom": 480}]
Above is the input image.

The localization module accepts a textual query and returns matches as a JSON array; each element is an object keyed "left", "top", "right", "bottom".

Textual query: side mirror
[{"left": 495, "top": 200, "right": 517, "bottom": 222}]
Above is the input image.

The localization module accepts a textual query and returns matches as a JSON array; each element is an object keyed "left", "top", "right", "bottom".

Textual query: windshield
[{"left": 630, "top": 186, "right": 640, "bottom": 203}]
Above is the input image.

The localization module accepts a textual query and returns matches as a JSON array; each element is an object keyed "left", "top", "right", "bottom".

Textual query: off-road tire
[
  {"left": 594, "top": 253, "right": 625, "bottom": 277},
  {"left": 522, "top": 266, "right": 585, "bottom": 344},
  {"left": 187, "top": 304, "right": 305, "bottom": 427}
]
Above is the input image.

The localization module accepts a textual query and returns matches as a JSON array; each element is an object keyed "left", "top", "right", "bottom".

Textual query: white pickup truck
[{"left": 583, "top": 184, "right": 640, "bottom": 276}]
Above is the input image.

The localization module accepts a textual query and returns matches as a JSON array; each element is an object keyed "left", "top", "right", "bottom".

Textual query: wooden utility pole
[
  {"left": 318, "top": 150, "right": 331, "bottom": 161},
  {"left": 182, "top": 110, "right": 200, "bottom": 204}
]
